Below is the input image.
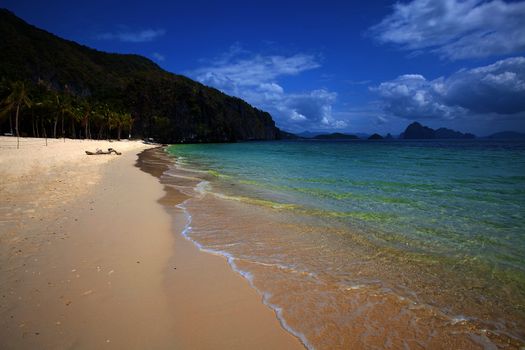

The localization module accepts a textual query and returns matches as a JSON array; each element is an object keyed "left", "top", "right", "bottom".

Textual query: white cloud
[
  {"left": 189, "top": 45, "right": 346, "bottom": 130},
  {"left": 444, "top": 57, "right": 525, "bottom": 113},
  {"left": 151, "top": 52, "right": 165, "bottom": 61},
  {"left": 274, "top": 89, "right": 345, "bottom": 130},
  {"left": 373, "top": 74, "right": 464, "bottom": 119},
  {"left": 369, "top": 0, "right": 525, "bottom": 60},
  {"left": 373, "top": 56, "right": 525, "bottom": 119},
  {"left": 98, "top": 29, "right": 166, "bottom": 43},
  {"left": 193, "top": 53, "right": 320, "bottom": 86}
]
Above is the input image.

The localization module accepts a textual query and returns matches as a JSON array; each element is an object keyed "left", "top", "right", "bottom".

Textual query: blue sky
[{"left": 4, "top": 0, "right": 525, "bottom": 135}]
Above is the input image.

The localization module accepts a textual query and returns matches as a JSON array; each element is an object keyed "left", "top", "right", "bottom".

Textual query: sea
[{"left": 161, "top": 139, "right": 525, "bottom": 349}]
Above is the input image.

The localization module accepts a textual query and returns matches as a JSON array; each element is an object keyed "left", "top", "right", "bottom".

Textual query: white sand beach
[{"left": 0, "top": 137, "right": 303, "bottom": 349}]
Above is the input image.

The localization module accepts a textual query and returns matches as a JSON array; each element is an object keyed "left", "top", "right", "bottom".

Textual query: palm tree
[
  {"left": 123, "top": 113, "right": 134, "bottom": 139},
  {"left": 93, "top": 103, "right": 109, "bottom": 140},
  {"left": 51, "top": 93, "right": 71, "bottom": 141},
  {"left": 111, "top": 112, "right": 132, "bottom": 141},
  {"left": 108, "top": 110, "right": 119, "bottom": 140},
  {"left": 76, "top": 100, "right": 92, "bottom": 139},
  {"left": 0, "top": 81, "right": 32, "bottom": 149}
]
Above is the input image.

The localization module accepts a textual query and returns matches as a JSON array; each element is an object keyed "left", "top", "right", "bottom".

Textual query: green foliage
[{"left": 0, "top": 9, "right": 281, "bottom": 143}]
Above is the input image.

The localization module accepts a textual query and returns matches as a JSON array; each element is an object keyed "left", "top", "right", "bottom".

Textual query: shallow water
[{"left": 164, "top": 140, "right": 525, "bottom": 349}]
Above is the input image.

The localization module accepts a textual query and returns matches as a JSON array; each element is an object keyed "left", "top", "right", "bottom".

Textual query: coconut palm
[
  {"left": 110, "top": 111, "right": 132, "bottom": 140},
  {"left": 76, "top": 100, "right": 92, "bottom": 139},
  {"left": 0, "top": 81, "right": 32, "bottom": 149},
  {"left": 123, "top": 113, "right": 134, "bottom": 139}
]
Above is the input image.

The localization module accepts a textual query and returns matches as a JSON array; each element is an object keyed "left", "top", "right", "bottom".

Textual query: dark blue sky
[{"left": 4, "top": 0, "right": 525, "bottom": 135}]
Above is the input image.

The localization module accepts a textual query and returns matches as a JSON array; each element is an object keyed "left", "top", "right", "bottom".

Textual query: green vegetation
[
  {"left": 0, "top": 81, "right": 31, "bottom": 148},
  {"left": 0, "top": 79, "right": 134, "bottom": 143},
  {"left": 0, "top": 9, "right": 281, "bottom": 143}
]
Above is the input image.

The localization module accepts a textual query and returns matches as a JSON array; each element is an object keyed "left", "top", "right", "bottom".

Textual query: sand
[{"left": 0, "top": 137, "right": 304, "bottom": 349}]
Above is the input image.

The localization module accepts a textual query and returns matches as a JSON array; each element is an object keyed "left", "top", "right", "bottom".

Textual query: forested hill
[{"left": 0, "top": 9, "right": 281, "bottom": 142}]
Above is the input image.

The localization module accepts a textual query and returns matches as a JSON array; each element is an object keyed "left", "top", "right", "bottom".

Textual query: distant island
[
  {"left": 368, "top": 133, "right": 383, "bottom": 140},
  {"left": 288, "top": 123, "right": 480, "bottom": 141},
  {"left": 485, "top": 131, "right": 525, "bottom": 139},
  {"left": 401, "top": 122, "right": 476, "bottom": 139}
]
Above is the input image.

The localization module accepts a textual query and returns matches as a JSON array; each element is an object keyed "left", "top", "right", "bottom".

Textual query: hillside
[{"left": 0, "top": 9, "right": 280, "bottom": 142}]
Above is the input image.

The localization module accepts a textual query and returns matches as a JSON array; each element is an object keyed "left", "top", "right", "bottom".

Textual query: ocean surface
[{"left": 165, "top": 140, "right": 525, "bottom": 349}]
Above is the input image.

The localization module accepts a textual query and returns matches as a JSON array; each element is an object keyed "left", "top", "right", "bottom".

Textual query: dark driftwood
[{"left": 85, "top": 148, "right": 122, "bottom": 155}]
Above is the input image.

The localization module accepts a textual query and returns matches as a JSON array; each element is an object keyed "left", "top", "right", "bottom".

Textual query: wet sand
[
  {"left": 138, "top": 149, "right": 304, "bottom": 350},
  {"left": 0, "top": 138, "right": 303, "bottom": 349}
]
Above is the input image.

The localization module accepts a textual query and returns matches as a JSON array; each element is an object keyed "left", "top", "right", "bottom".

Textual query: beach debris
[
  {"left": 81, "top": 290, "right": 93, "bottom": 296},
  {"left": 85, "top": 148, "right": 122, "bottom": 155},
  {"left": 107, "top": 270, "right": 114, "bottom": 275}
]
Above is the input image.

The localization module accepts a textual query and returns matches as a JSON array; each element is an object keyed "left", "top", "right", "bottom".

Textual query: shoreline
[
  {"left": 175, "top": 200, "right": 312, "bottom": 349},
  {"left": 0, "top": 137, "right": 303, "bottom": 349},
  {"left": 137, "top": 148, "right": 305, "bottom": 349},
  {"left": 161, "top": 142, "right": 525, "bottom": 349}
]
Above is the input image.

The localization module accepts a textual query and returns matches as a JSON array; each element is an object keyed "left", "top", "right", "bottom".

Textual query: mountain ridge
[{"left": 0, "top": 9, "right": 281, "bottom": 143}]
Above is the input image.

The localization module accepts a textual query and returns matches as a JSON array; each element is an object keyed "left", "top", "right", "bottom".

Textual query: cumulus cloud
[
  {"left": 190, "top": 46, "right": 346, "bottom": 130},
  {"left": 273, "top": 89, "right": 345, "bottom": 130},
  {"left": 372, "top": 74, "right": 465, "bottom": 119},
  {"left": 444, "top": 57, "right": 525, "bottom": 113},
  {"left": 369, "top": 0, "right": 525, "bottom": 60},
  {"left": 98, "top": 29, "right": 166, "bottom": 42},
  {"left": 373, "top": 56, "right": 525, "bottom": 119}
]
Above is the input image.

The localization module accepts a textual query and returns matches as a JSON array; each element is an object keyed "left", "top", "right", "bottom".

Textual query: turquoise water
[
  {"left": 170, "top": 140, "right": 525, "bottom": 268},
  {"left": 167, "top": 140, "right": 525, "bottom": 347}
]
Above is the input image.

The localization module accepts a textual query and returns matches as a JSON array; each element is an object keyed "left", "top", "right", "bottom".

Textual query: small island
[
  {"left": 401, "top": 122, "right": 476, "bottom": 139},
  {"left": 368, "top": 133, "right": 384, "bottom": 140}
]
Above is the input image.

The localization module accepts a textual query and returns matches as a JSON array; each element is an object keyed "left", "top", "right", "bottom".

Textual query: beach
[
  {"left": 0, "top": 137, "right": 303, "bottom": 349},
  {"left": 1, "top": 137, "right": 524, "bottom": 349}
]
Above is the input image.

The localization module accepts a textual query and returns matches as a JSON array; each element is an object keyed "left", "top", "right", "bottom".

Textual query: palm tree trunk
[
  {"left": 36, "top": 116, "right": 40, "bottom": 138},
  {"left": 53, "top": 116, "right": 58, "bottom": 138},
  {"left": 32, "top": 112, "right": 36, "bottom": 137},
  {"left": 61, "top": 111, "right": 65, "bottom": 142},
  {"left": 9, "top": 111, "right": 13, "bottom": 135},
  {"left": 15, "top": 103, "right": 20, "bottom": 149},
  {"left": 42, "top": 119, "right": 48, "bottom": 146}
]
